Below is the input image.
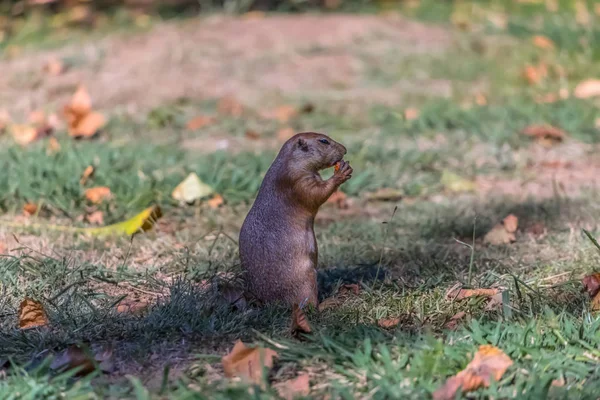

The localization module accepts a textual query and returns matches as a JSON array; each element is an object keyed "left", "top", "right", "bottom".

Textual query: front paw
[{"left": 333, "top": 160, "right": 353, "bottom": 184}]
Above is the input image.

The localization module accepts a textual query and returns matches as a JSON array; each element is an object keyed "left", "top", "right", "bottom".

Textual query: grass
[{"left": 1, "top": 0, "right": 600, "bottom": 398}]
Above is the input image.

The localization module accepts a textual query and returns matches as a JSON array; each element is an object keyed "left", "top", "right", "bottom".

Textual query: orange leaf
[
  {"left": 80, "top": 165, "right": 95, "bottom": 185},
  {"left": 63, "top": 86, "right": 105, "bottom": 138},
  {"left": 317, "top": 296, "right": 343, "bottom": 311},
  {"left": 444, "top": 311, "right": 466, "bottom": 330},
  {"left": 10, "top": 124, "right": 40, "bottom": 146},
  {"left": 483, "top": 223, "right": 516, "bottom": 245},
  {"left": 116, "top": 298, "right": 150, "bottom": 315},
  {"left": 532, "top": 35, "right": 555, "bottom": 49},
  {"left": 18, "top": 298, "right": 49, "bottom": 329},
  {"left": 23, "top": 203, "right": 38, "bottom": 216},
  {"left": 70, "top": 112, "right": 105, "bottom": 138},
  {"left": 338, "top": 283, "right": 360, "bottom": 296},
  {"left": 207, "top": 194, "right": 224, "bottom": 209},
  {"left": 582, "top": 273, "right": 600, "bottom": 298},
  {"left": 221, "top": 340, "right": 278, "bottom": 385},
  {"left": 592, "top": 292, "right": 600, "bottom": 311},
  {"left": 186, "top": 115, "right": 214, "bottom": 130},
  {"left": 218, "top": 96, "right": 244, "bottom": 117},
  {"left": 404, "top": 107, "right": 419, "bottom": 121},
  {"left": 523, "top": 125, "right": 566, "bottom": 142},
  {"left": 50, "top": 344, "right": 114, "bottom": 376},
  {"left": 433, "top": 345, "right": 513, "bottom": 400},
  {"left": 275, "top": 373, "right": 311, "bottom": 400},
  {"left": 245, "top": 129, "right": 261, "bottom": 140},
  {"left": 502, "top": 214, "right": 518, "bottom": 233},
  {"left": 523, "top": 63, "right": 547, "bottom": 85},
  {"left": 377, "top": 317, "right": 400, "bottom": 329},
  {"left": 445, "top": 286, "right": 500, "bottom": 301},
  {"left": 86, "top": 211, "right": 104, "bottom": 225},
  {"left": 574, "top": 79, "right": 600, "bottom": 99},
  {"left": 47, "top": 137, "right": 61, "bottom": 154},
  {"left": 277, "top": 127, "right": 296, "bottom": 142},
  {"left": 261, "top": 105, "right": 298, "bottom": 123},
  {"left": 85, "top": 187, "right": 111, "bottom": 204},
  {"left": 291, "top": 304, "right": 312, "bottom": 337},
  {"left": 67, "top": 85, "right": 92, "bottom": 117}
]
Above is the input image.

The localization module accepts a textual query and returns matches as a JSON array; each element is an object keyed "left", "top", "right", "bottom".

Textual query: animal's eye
[{"left": 319, "top": 138, "right": 330, "bottom": 145}]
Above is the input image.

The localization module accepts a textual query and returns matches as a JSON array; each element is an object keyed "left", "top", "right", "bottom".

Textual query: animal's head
[{"left": 283, "top": 132, "right": 347, "bottom": 171}]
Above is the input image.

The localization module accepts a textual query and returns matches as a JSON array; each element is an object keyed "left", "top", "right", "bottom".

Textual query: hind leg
[{"left": 295, "top": 268, "right": 318, "bottom": 308}]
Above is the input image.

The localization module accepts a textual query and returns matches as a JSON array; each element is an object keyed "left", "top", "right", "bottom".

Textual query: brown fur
[{"left": 239, "top": 132, "right": 352, "bottom": 307}]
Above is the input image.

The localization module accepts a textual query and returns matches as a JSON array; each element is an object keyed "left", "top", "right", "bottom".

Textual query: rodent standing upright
[{"left": 239, "top": 132, "right": 352, "bottom": 307}]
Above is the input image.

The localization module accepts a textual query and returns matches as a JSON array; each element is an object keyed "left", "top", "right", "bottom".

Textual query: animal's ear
[{"left": 297, "top": 138, "right": 309, "bottom": 152}]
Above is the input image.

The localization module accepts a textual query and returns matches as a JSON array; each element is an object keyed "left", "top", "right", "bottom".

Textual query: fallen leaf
[
  {"left": 277, "top": 127, "right": 296, "bottom": 142},
  {"left": 532, "top": 35, "right": 555, "bottom": 49},
  {"left": 574, "top": 79, "right": 600, "bottom": 99},
  {"left": 338, "top": 283, "right": 360, "bottom": 296},
  {"left": 326, "top": 190, "right": 349, "bottom": 209},
  {"left": 523, "top": 63, "right": 548, "bottom": 85},
  {"left": 22, "top": 203, "right": 38, "bottom": 216},
  {"left": 10, "top": 124, "right": 40, "bottom": 146},
  {"left": 365, "top": 188, "right": 403, "bottom": 202},
  {"left": 80, "top": 165, "right": 95, "bottom": 185},
  {"left": 221, "top": 340, "right": 278, "bottom": 385},
  {"left": 377, "top": 317, "right": 400, "bottom": 329},
  {"left": 85, "top": 205, "right": 162, "bottom": 236},
  {"left": 433, "top": 345, "right": 513, "bottom": 400},
  {"left": 261, "top": 105, "right": 298, "bottom": 123},
  {"left": 43, "top": 58, "right": 65, "bottom": 76},
  {"left": 50, "top": 344, "right": 114, "bottom": 376},
  {"left": 245, "top": 129, "right": 261, "bottom": 140},
  {"left": 218, "top": 96, "right": 244, "bottom": 117},
  {"left": 186, "top": 115, "right": 214, "bottom": 130},
  {"left": 475, "top": 94, "right": 487, "bottom": 106},
  {"left": 86, "top": 211, "right": 104, "bottom": 225},
  {"left": 207, "top": 194, "right": 224, "bottom": 209},
  {"left": 522, "top": 124, "right": 566, "bottom": 142},
  {"left": 85, "top": 187, "right": 111, "bottom": 204},
  {"left": 582, "top": 273, "right": 600, "bottom": 298},
  {"left": 116, "top": 298, "right": 150, "bottom": 315},
  {"left": 445, "top": 285, "right": 500, "bottom": 301},
  {"left": 441, "top": 170, "right": 477, "bottom": 193},
  {"left": 404, "top": 107, "right": 419, "bottom": 121},
  {"left": 291, "top": 304, "right": 312, "bottom": 337},
  {"left": 18, "top": 298, "right": 49, "bottom": 329},
  {"left": 317, "top": 297, "right": 343, "bottom": 311},
  {"left": 502, "top": 214, "right": 519, "bottom": 233},
  {"left": 527, "top": 222, "right": 547, "bottom": 238},
  {"left": 483, "top": 223, "right": 516, "bottom": 245},
  {"left": 275, "top": 374, "right": 311, "bottom": 400},
  {"left": 63, "top": 86, "right": 106, "bottom": 138},
  {"left": 444, "top": 311, "right": 466, "bottom": 330},
  {"left": 172, "top": 172, "right": 215, "bottom": 204}
]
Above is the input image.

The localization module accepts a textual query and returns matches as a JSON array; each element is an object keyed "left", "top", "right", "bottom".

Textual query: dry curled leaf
[
  {"left": 63, "top": 86, "right": 106, "bottom": 138},
  {"left": 172, "top": 172, "right": 214, "bottom": 204},
  {"left": 445, "top": 285, "right": 500, "bottom": 301},
  {"left": 483, "top": 221, "right": 516, "bottom": 245},
  {"left": 444, "top": 311, "right": 466, "bottom": 330},
  {"left": 275, "top": 373, "right": 310, "bottom": 400},
  {"left": 186, "top": 115, "right": 214, "bottom": 130},
  {"left": 317, "top": 296, "right": 343, "bottom": 312},
  {"left": 522, "top": 124, "right": 566, "bottom": 142},
  {"left": 582, "top": 273, "right": 600, "bottom": 298},
  {"left": 86, "top": 211, "right": 104, "bottom": 225},
  {"left": 116, "top": 298, "right": 150, "bottom": 315},
  {"left": 245, "top": 129, "right": 261, "bottom": 140},
  {"left": 50, "top": 344, "right": 114, "bottom": 376},
  {"left": 207, "top": 194, "right": 224, "bottom": 209},
  {"left": 502, "top": 214, "right": 519, "bottom": 233},
  {"left": 433, "top": 345, "right": 513, "bottom": 400},
  {"left": 80, "top": 165, "right": 95, "bottom": 185},
  {"left": 18, "top": 298, "right": 49, "bottom": 329},
  {"left": 291, "top": 304, "right": 312, "bottom": 337},
  {"left": 532, "top": 35, "right": 555, "bottom": 49},
  {"left": 338, "top": 283, "right": 360, "bottom": 296},
  {"left": 523, "top": 63, "right": 548, "bottom": 85},
  {"left": 10, "top": 124, "right": 42, "bottom": 146},
  {"left": 574, "top": 79, "right": 600, "bottom": 99},
  {"left": 404, "top": 107, "right": 419, "bottom": 121},
  {"left": 377, "top": 317, "right": 400, "bottom": 329},
  {"left": 221, "top": 340, "right": 278, "bottom": 385},
  {"left": 22, "top": 203, "right": 38, "bottom": 216},
  {"left": 527, "top": 222, "right": 547, "bottom": 238},
  {"left": 85, "top": 187, "right": 111, "bottom": 204}
]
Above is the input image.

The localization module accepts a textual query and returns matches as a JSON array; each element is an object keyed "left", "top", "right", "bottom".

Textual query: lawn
[{"left": 1, "top": 1, "right": 600, "bottom": 398}]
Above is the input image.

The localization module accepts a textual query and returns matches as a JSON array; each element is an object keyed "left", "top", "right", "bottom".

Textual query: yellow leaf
[
  {"left": 19, "top": 298, "right": 49, "bottom": 329},
  {"left": 441, "top": 170, "right": 477, "bottom": 193},
  {"left": 86, "top": 205, "right": 162, "bottom": 236},
  {"left": 172, "top": 173, "right": 215, "bottom": 203}
]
